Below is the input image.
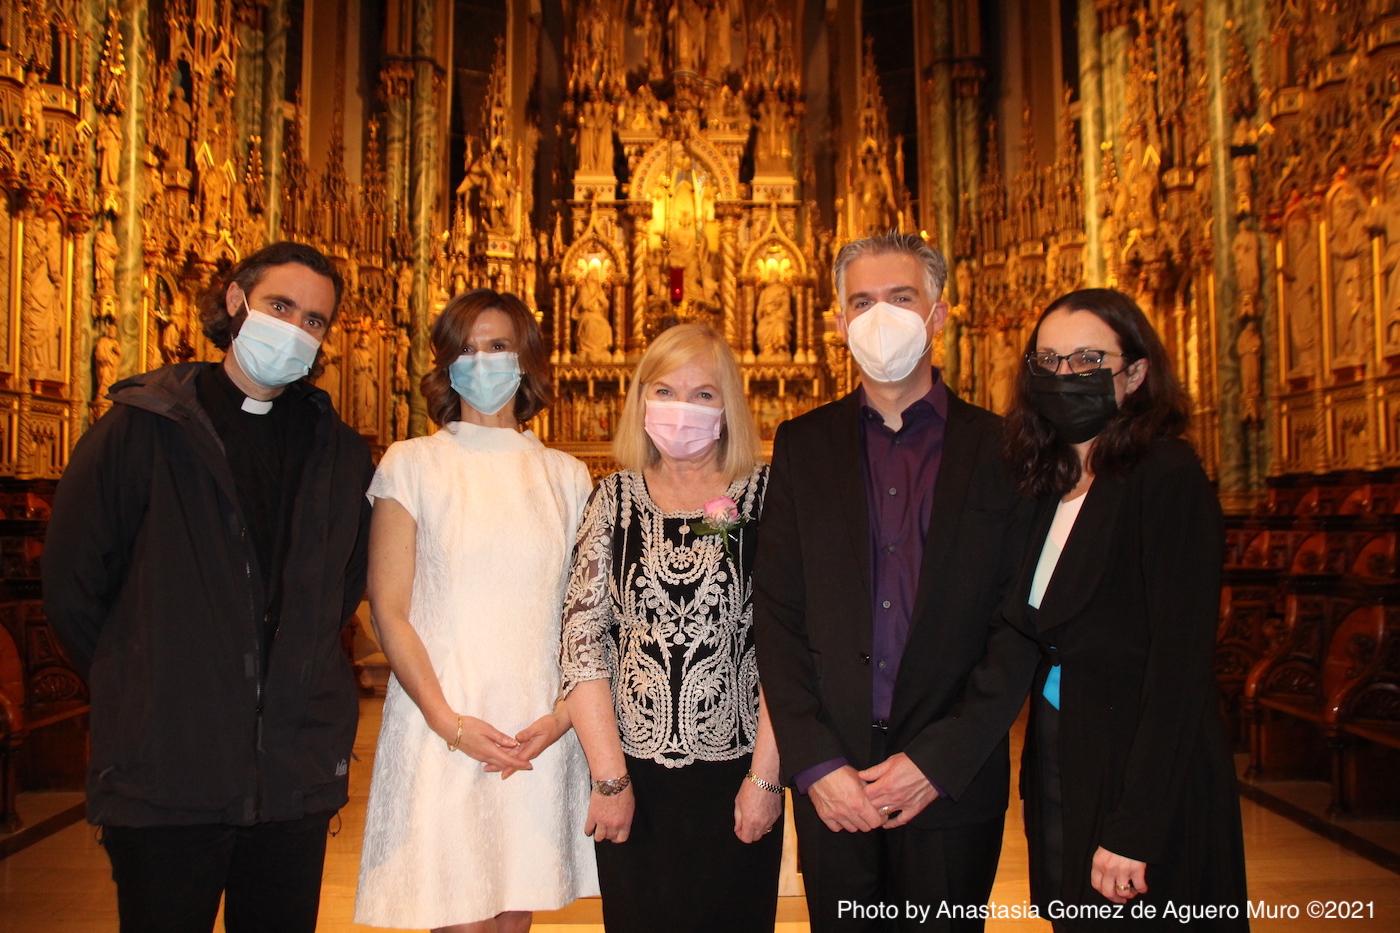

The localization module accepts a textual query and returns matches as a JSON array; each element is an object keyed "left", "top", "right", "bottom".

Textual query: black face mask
[{"left": 1028, "top": 368, "right": 1120, "bottom": 444}]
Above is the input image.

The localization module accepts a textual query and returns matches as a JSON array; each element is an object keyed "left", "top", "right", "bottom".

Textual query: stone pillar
[
  {"left": 917, "top": 0, "right": 956, "bottom": 257},
  {"left": 115, "top": 0, "right": 148, "bottom": 379},
  {"left": 232, "top": 1, "right": 266, "bottom": 165},
  {"left": 1204, "top": 0, "right": 1245, "bottom": 502},
  {"left": 261, "top": 0, "right": 288, "bottom": 238},
  {"left": 380, "top": 60, "right": 414, "bottom": 222},
  {"left": 717, "top": 202, "right": 742, "bottom": 353},
  {"left": 407, "top": 0, "right": 443, "bottom": 438},
  {"left": 1078, "top": 0, "right": 1105, "bottom": 284},
  {"left": 627, "top": 201, "right": 652, "bottom": 360}
]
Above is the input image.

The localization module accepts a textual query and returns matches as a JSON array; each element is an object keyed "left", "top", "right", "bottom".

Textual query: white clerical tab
[{"left": 241, "top": 396, "right": 273, "bottom": 415}]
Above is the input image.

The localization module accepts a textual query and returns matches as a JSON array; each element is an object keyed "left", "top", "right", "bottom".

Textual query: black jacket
[
  {"left": 42, "top": 363, "right": 373, "bottom": 827},
  {"left": 1006, "top": 439, "right": 1248, "bottom": 925},
  {"left": 753, "top": 389, "right": 1039, "bottom": 829}
]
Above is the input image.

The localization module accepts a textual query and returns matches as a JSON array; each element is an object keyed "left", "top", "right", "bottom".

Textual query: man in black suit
[{"left": 754, "top": 233, "right": 1038, "bottom": 931}]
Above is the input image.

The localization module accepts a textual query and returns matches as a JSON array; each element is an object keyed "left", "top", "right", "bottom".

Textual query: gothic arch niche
[
  {"left": 558, "top": 223, "right": 626, "bottom": 365},
  {"left": 741, "top": 208, "right": 811, "bottom": 365},
  {"left": 630, "top": 136, "right": 739, "bottom": 339}
]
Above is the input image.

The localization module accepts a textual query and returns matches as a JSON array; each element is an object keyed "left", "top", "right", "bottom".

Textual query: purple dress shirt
[{"left": 794, "top": 373, "right": 949, "bottom": 794}]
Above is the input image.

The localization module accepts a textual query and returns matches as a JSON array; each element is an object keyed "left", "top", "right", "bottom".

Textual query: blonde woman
[{"left": 560, "top": 324, "right": 783, "bottom": 933}]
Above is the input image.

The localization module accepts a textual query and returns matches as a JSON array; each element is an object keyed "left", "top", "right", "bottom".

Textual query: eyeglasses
[{"left": 1024, "top": 349, "right": 1126, "bottom": 376}]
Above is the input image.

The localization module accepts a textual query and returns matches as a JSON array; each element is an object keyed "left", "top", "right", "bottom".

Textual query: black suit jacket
[
  {"left": 1005, "top": 438, "right": 1248, "bottom": 911},
  {"left": 753, "top": 388, "right": 1039, "bottom": 829}
]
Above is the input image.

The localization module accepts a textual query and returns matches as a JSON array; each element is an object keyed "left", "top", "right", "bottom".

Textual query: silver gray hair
[{"left": 832, "top": 232, "right": 948, "bottom": 308}]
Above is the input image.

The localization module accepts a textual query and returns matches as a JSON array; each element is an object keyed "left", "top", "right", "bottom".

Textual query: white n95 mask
[
  {"left": 231, "top": 308, "right": 322, "bottom": 388},
  {"left": 844, "top": 300, "right": 937, "bottom": 383}
]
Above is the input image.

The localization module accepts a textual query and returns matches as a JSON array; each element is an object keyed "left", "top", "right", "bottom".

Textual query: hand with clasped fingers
[
  {"left": 859, "top": 752, "right": 939, "bottom": 829},
  {"left": 811, "top": 754, "right": 940, "bottom": 832},
  {"left": 1091, "top": 847, "right": 1148, "bottom": 904},
  {"left": 484, "top": 701, "right": 573, "bottom": 779},
  {"left": 431, "top": 710, "right": 535, "bottom": 774}
]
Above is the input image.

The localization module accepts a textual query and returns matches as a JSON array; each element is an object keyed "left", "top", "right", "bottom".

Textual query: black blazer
[
  {"left": 753, "top": 388, "right": 1039, "bottom": 829},
  {"left": 1005, "top": 438, "right": 1248, "bottom": 916}
]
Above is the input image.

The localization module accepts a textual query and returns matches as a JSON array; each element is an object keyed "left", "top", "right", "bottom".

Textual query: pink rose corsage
[{"left": 694, "top": 496, "right": 748, "bottom": 559}]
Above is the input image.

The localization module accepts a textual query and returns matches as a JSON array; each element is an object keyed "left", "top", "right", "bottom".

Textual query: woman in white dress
[{"left": 355, "top": 289, "right": 598, "bottom": 932}]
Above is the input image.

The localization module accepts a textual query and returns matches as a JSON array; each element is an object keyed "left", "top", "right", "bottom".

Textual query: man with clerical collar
[
  {"left": 754, "top": 232, "right": 1039, "bottom": 931},
  {"left": 44, "top": 241, "right": 374, "bottom": 933}
]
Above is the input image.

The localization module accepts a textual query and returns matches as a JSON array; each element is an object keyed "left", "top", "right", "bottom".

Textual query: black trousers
[
  {"left": 101, "top": 812, "right": 333, "bottom": 933},
  {"left": 792, "top": 745, "right": 1004, "bottom": 933},
  {"left": 595, "top": 755, "right": 783, "bottom": 933}
]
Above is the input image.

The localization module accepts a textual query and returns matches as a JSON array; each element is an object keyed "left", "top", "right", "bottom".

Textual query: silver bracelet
[
  {"left": 591, "top": 774, "right": 631, "bottom": 796},
  {"left": 745, "top": 770, "right": 783, "bottom": 795}
]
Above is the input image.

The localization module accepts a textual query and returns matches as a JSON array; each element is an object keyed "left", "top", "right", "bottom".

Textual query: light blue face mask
[
  {"left": 449, "top": 351, "right": 522, "bottom": 417},
  {"left": 231, "top": 303, "right": 322, "bottom": 389}
]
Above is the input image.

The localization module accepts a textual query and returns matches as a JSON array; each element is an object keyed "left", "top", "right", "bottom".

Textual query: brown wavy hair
[
  {"left": 1004, "top": 288, "right": 1191, "bottom": 498},
  {"left": 196, "top": 241, "right": 345, "bottom": 380},
  {"left": 422, "top": 288, "right": 553, "bottom": 427}
]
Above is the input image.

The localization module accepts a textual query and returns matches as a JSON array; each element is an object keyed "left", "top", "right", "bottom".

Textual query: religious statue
[
  {"left": 94, "top": 222, "right": 118, "bottom": 298},
  {"left": 21, "top": 213, "right": 65, "bottom": 380},
  {"left": 394, "top": 330, "right": 411, "bottom": 395},
  {"left": 96, "top": 114, "right": 122, "bottom": 211},
  {"left": 1328, "top": 186, "right": 1372, "bottom": 365},
  {"left": 395, "top": 263, "right": 414, "bottom": 325},
  {"left": 755, "top": 92, "right": 791, "bottom": 174},
  {"left": 1231, "top": 119, "right": 1257, "bottom": 217},
  {"left": 1231, "top": 226, "right": 1261, "bottom": 315},
  {"left": 632, "top": 0, "right": 664, "bottom": 79},
  {"left": 672, "top": 0, "right": 708, "bottom": 74},
  {"left": 755, "top": 279, "right": 793, "bottom": 361},
  {"left": 577, "top": 99, "right": 615, "bottom": 175},
  {"left": 573, "top": 265, "right": 615, "bottom": 363},
  {"left": 93, "top": 324, "right": 121, "bottom": 417},
  {"left": 1367, "top": 159, "right": 1400, "bottom": 350},
  {"left": 319, "top": 327, "right": 343, "bottom": 410},
  {"left": 1283, "top": 210, "right": 1321, "bottom": 377},
  {"left": 352, "top": 331, "right": 378, "bottom": 432},
  {"left": 854, "top": 145, "right": 897, "bottom": 234},
  {"left": 708, "top": 85, "right": 749, "bottom": 135},
  {"left": 1237, "top": 320, "right": 1264, "bottom": 424},
  {"left": 986, "top": 316, "right": 1019, "bottom": 415},
  {"left": 706, "top": 0, "right": 737, "bottom": 77}
]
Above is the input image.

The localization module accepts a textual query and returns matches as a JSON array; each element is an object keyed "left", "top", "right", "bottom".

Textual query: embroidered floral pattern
[{"left": 560, "top": 466, "right": 768, "bottom": 767}]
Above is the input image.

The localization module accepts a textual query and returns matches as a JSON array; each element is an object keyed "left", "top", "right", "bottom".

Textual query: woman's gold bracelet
[
  {"left": 746, "top": 770, "right": 783, "bottom": 795},
  {"left": 446, "top": 715, "right": 463, "bottom": 752}
]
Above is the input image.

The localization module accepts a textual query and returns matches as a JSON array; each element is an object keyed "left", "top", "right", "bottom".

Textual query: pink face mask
[{"left": 644, "top": 400, "right": 725, "bottom": 460}]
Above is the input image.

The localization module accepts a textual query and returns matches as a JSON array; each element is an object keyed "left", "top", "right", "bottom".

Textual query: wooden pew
[{"left": 1326, "top": 613, "right": 1400, "bottom": 816}]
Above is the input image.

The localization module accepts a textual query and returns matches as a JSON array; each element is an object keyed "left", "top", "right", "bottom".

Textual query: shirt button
[
  {"left": 882, "top": 600, "right": 891, "bottom": 609},
  {"left": 888, "top": 487, "right": 898, "bottom": 496},
  {"left": 878, "top": 660, "right": 887, "bottom": 670},
  {"left": 886, "top": 544, "right": 896, "bottom": 553}
]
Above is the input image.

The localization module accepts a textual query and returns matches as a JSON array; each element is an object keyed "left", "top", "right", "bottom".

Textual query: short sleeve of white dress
[{"left": 366, "top": 439, "right": 417, "bottom": 520}]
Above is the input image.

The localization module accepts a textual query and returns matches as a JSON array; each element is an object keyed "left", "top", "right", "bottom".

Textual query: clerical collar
[{"left": 241, "top": 396, "right": 273, "bottom": 415}]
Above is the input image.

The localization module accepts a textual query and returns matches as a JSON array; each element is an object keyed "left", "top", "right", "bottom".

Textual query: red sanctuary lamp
[{"left": 669, "top": 268, "right": 684, "bottom": 304}]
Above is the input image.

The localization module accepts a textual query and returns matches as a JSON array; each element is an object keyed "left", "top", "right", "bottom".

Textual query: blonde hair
[{"left": 613, "top": 324, "right": 761, "bottom": 482}]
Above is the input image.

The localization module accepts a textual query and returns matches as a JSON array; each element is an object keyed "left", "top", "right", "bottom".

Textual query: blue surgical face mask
[
  {"left": 230, "top": 300, "right": 322, "bottom": 389},
  {"left": 449, "top": 351, "right": 522, "bottom": 417}
]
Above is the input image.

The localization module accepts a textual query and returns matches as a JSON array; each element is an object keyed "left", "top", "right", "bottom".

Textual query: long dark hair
[
  {"left": 1004, "top": 288, "right": 1191, "bottom": 498},
  {"left": 421, "top": 288, "right": 553, "bottom": 427}
]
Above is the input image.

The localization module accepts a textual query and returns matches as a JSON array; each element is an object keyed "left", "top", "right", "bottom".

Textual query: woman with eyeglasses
[{"left": 1002, "top": 288, "right": 1248, "bottom": 930}]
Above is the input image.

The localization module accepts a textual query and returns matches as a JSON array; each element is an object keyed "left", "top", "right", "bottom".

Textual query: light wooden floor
[{"left": 2, "top": 698, "right": 1397, "bottom": 932}]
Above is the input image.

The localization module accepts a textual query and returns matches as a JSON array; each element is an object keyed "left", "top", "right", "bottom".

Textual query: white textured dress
[{"left": 354, "top": 422, "right": 599, "bottom": 929}]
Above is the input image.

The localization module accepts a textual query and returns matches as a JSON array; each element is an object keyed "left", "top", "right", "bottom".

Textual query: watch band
[
  {"left": 745, "top": 770, "right": 783, "bottom": 795},
  {"left": 591, "top": 774, "right": 631, "bottom": 796}
]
